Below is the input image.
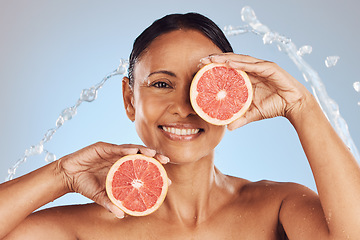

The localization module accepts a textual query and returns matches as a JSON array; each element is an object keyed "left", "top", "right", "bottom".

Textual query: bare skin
[{"left": 1, "top": 29, "right": 360, "bottom": 239}]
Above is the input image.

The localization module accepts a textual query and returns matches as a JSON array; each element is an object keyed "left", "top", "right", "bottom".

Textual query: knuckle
[
  {"left": 265, "top": 61, "right": 278, "bottom": 67},
  {"left": 94, "top": 141, "right": 106, "bottom": 147}
]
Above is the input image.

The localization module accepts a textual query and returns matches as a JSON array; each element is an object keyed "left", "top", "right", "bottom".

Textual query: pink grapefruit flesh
[
  {"left": 190, "top": 63, "right": 253, "bottom": 125},
  {"left": 106, "top": 154, "right": 169, "bottom": 216}
]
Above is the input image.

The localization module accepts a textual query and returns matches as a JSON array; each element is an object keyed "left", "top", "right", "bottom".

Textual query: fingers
[
  {"left": 103, "top": 199, "right": 125, "bottom": 219},
  {"left": 98, "top": 142, "right": 171, "bottom": 165},
  {"left": 155, "top": 154, "right": 170, "bottom": 164},
  {"left": 199, "top": 53, "right": 277, "bottom": 80},
  {"left": 227, "top": 117, "right": 248, "bottom": 131},
  {"left": 136, "top": 146, "right": 157, "bottom": 157},
  {"left": 200, "top": 53, "right": 263, "bottom": 66},
  {"left": 125, "top": 145, "right": 170, "bottom": 164},
  {"left": 227, "top": 104, "right": 266, "bottom": 131}
]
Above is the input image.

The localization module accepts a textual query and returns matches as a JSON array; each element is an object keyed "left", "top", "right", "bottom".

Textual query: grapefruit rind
[
  {"left": 106, "top": 154, "right": 168, "bottom": 217},
  {"left": 190, "top": 63, "right": 253, "bottom": 125}
]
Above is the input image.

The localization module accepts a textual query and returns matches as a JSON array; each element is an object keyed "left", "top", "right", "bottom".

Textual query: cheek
[
  {"left": 208, "top": 126, "right": 226, "bottom": 146},
  {"left": 135, "top": 94, "right": 167, "bottom": 123},
  {"left": 133, "top": 93, "right": 168, "bottom": 142}
]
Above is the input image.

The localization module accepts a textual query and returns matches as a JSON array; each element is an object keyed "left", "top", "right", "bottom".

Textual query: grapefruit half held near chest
[
  {"left": 106, "top": 154, "right": 169, "bottom": 216},
  {"left": 190, "top": 63, "right": 253, "bottom": 125}
]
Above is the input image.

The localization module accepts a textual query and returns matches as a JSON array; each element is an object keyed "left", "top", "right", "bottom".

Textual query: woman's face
[{"left": 124, "top": 29, "right": 226, "bottom": 163}]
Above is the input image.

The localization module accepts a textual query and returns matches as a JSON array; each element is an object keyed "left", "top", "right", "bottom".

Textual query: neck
[{"left": 158, "top": 152, "right": 232, "bottom": 225}]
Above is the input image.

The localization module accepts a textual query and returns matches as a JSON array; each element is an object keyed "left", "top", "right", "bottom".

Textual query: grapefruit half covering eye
[
  {"left": 106, "top": 154, "right": 169, "bottom": 216},
  {"left": 190, "top": 63, "right": 253, "bottom": 125}
]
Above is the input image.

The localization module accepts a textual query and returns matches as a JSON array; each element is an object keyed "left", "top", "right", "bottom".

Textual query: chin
[{"left": 160, "top": 147, "right": 214, "bottom": 165}]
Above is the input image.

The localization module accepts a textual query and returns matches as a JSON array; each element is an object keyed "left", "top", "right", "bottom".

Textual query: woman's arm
[
  {"left": 0, "top": 161, "right": 68, "bottom": 239},
  {"left": 284, "top": 93, "right": 360, "bottom": 239},
  {"left": 1, "top": 142, "right": 168, "bottom": 239},
  {"left": 201, "top": 54, "right": 360, "bottom": 239}
]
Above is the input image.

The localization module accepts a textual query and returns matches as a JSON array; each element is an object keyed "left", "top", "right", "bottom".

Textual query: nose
[{"left": 168, "top": 86, "right": 196, "bottom": 118}]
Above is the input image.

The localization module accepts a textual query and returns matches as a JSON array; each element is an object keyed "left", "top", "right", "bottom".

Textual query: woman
[{"left": 1, "top": 13, "right": 360, "bottom": 239}]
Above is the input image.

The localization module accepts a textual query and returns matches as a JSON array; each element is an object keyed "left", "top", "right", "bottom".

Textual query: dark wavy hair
[{"left": 128, "top": 12, "right": 234, "bottom": 87}]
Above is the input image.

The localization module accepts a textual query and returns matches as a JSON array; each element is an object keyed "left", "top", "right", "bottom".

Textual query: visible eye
[{"left": 152, "top": 81, "right": 171, "bottom": 88}]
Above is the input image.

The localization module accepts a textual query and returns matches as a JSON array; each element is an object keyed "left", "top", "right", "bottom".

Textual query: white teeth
[
  {"left": 175, "top": 128, "right": 181, "bottom": 135},
  {"left": 162, "top": 126, "right": 200, "bottom": 135}
]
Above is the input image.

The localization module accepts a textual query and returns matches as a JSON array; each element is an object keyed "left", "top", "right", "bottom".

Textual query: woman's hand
[
  {"left": 58, "top": 142, "right": 170, "bottom": 218},
  {"left": 199, "top": 53, "right": 312, "bottom": 130}
]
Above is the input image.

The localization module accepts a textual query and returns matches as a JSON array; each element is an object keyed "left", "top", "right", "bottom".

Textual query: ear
[{"left": 122, "top": 76, "right": 135, "bottom": 122}]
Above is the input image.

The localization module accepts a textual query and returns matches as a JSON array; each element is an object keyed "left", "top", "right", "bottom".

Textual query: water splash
[
  {"left": 224, "top": 6, "right": 359, "bottom": 162},
  {"left": 223, "top": 25, "right": 254, "bottom": 36},
  {"left": 354, "top": 81, "right": 360, "bottom": 106},
  {"left": 325, "top": 56, "right": 340, "bottom": 68},
  {"left": 6, "top": 59, "right": 128, "bottom": 181},
  {"left": 297, "top": 45, "right": 313, "bottom": 57},
  {"left": 353, "top": 81, "right": 360, "bottom": 92}
]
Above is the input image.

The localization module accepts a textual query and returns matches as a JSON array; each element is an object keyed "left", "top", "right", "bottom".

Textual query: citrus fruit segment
[
  {"left": 106, "top": 154, "right": 169, "bottom": 216},
  {"left": 190, "top": 63, "right": 253, "bottom": 125}
]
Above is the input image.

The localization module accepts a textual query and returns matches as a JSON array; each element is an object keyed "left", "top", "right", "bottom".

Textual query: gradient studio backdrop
[{"left": 1, "top": 0, "right": 359, "bottom": 208}]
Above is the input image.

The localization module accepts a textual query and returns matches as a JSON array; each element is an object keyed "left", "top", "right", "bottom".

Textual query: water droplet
[
  {"left": 276, "top": 38, "right": 293, "bottom": 52},
  {"left": 353, "top": 81, "right": 360, "bottom": 92},
  {"left": 56, "top": 116, "right": 65, "bottom": 127},
  {"left": 117, "top": 59, "right": 128, "bottom": 75},
  {"left": 223, "top": 25, "right": 250, "bottom": 36},
  {"left": 80, "top": 87, "right": 97, "bottom": 102},
  {"left": 25, "top": 145, "right": 43, "bottom": 156},
  {"left": 277, "top": 35, "right": 291, "bottom": 44},
  {"left": 45, "top": 152, "right": 56, "bottom": 163},
  {"left": 43, "top": 128, "right": 56, "bottom": 143},
  {"left": 25, "top": 145, "right": 40, "bottom": 156},
  {"left": 34, "top": 143, "right": 44, "bottom": 154},
  {"left": 61, "top": 107, "right": 77, "bottom": 121},
  {"left": 8, "top": 166, "right": 16, "bottom": 175},
  {"left": 241, "top": 6, "right": 270, "bottom": 33},
  {"left": 241, "top": 6, "right": 258, "bottom": 24},
  {"left": 325, "top": 56, "right": 340, "bottom": 68},
  {"left": 297, "top": 45, "right": 313, "bottom": 56},
  {"left": 262, "top": 32, "right": 276, "bottom": 44}
]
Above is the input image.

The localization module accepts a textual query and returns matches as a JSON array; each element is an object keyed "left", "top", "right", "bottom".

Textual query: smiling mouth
[{"left": 159, "top": 126, "right": 203, "bottom": 136}]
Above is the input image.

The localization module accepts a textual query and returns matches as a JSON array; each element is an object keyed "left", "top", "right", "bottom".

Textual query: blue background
[{"left": 1, "top": 0, "right": 359, "bottom": 208}]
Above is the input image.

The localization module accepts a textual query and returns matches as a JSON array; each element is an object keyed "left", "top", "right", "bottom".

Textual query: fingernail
[
  {"left": 115, "top": 211, "right": 125, "bottom": 219},
  {"left": 228, "top": 123, "right": 239, "bottom": 131},
  {"left": 228, "top": 119, "right": 246, "bottom": 131},
  {"left": 106, "top": 203, "right": 125, "bottom": 219},
  {"left": 129, "top": 148, "right": 139, "bottom": 153},
  {"left": 147, "top": 148, "right": 157, "bottom": 155},
  {"left": 159, "top": 155, "right": 170, "bottom": 164}
]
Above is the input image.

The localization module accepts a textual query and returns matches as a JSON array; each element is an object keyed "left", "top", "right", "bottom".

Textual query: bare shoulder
[
  {"left": 6, "top": 203, "right": 116, "bottom": 240},
  {"left": 223, "top": 177, "right": 328, "bottom": 238},
  {"left": 236, "top": 178, "right": 321, "bottom": 212},
  {"left": 232, "top": 178, "right": 328, "bottom": 239},
  {"left": 230, "top": 177, "right": 318, "bottom": 199}
]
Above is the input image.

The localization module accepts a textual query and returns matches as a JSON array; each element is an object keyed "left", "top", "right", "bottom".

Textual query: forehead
[{"left": 133, "top": 29, "right": 222, "bottom": 80}]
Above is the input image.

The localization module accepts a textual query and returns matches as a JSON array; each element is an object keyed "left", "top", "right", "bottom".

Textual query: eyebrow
[{"left": 148, "top": 70, "right": 177, "bottom": 78}]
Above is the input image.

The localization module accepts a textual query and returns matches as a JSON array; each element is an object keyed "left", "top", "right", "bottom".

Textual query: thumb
[
  {"left": 227, "top": 106, "right": 262, "bottom": 131},
  {"left": 227, "top": 117, "right": 248, "bottom": 131},
  {"left": 102, "top": 198, "right": 125, "bottom": 219}
]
